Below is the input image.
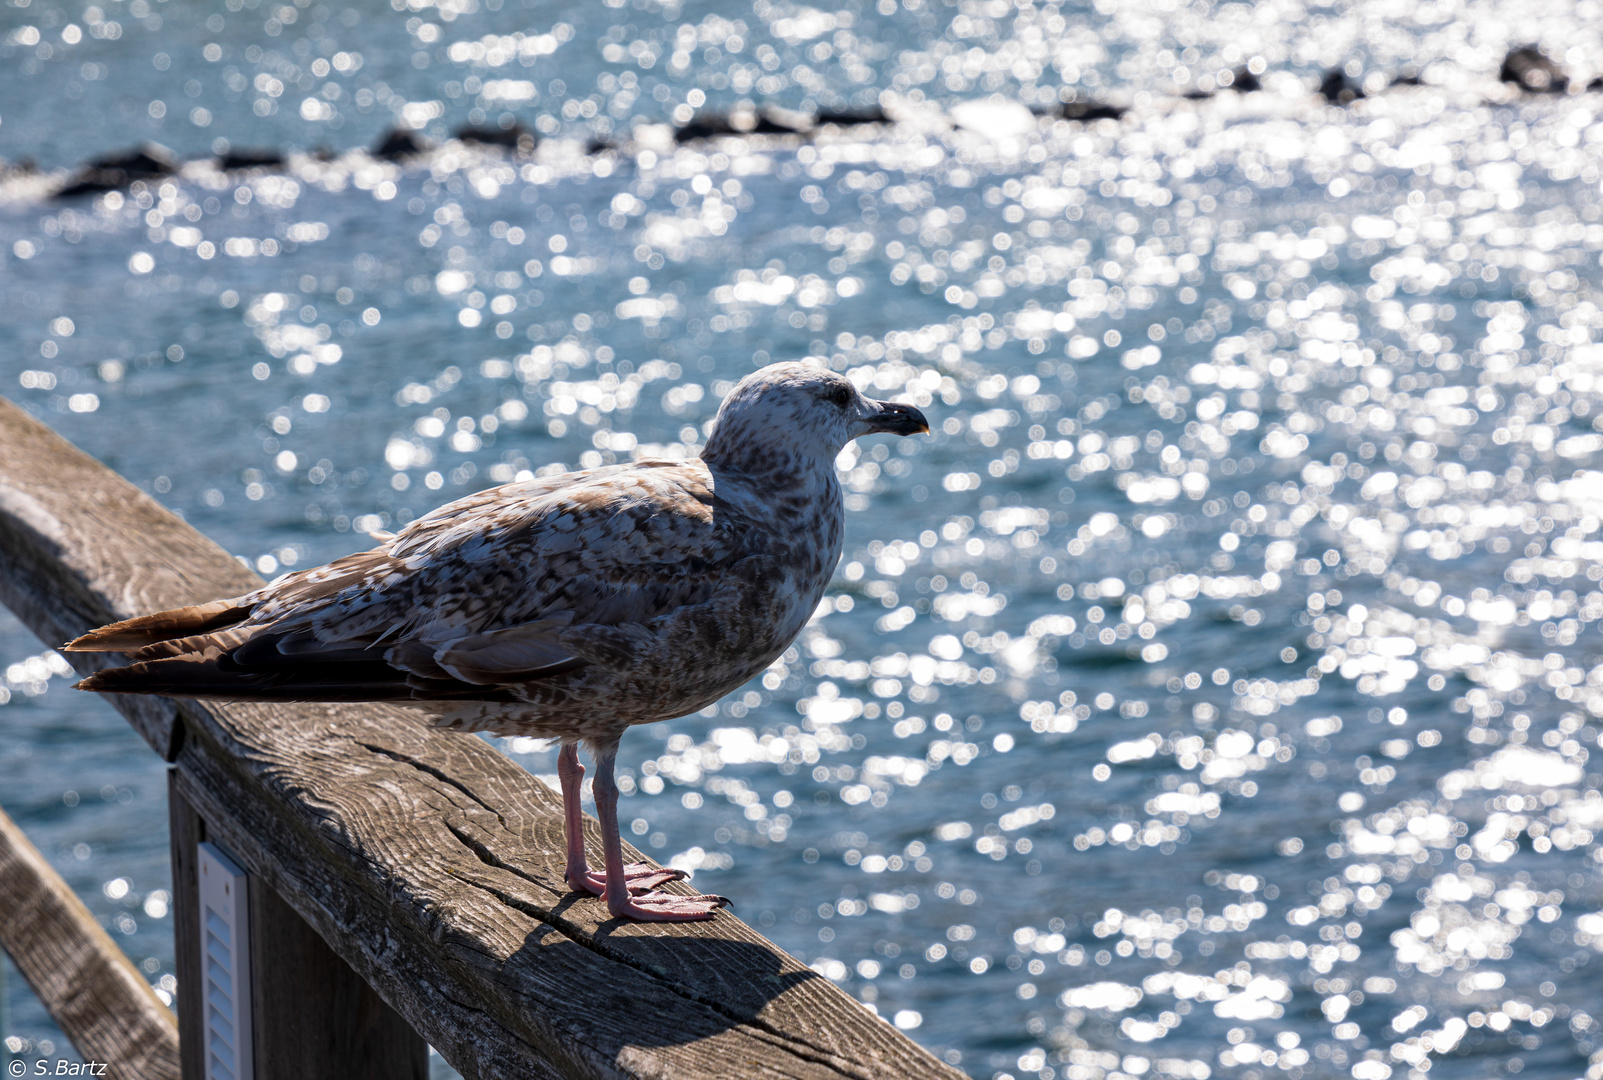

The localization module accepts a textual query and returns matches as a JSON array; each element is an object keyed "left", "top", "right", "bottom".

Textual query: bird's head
[{"left": 701, "top": 361, "right": 929, "bottom": 473}]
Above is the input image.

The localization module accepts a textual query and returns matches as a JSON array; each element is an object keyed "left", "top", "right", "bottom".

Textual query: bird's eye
[{"left": 828, "top": 384, "right": 852, "bottom": 407}]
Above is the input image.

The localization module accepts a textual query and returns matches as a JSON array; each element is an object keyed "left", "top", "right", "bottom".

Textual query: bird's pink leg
[
  {"left": 558, "top": 743, "right": 685, "bottom": 897},
  {"left": 558, "top": 743, "right": 594, "bottom": 892},
  {"left": 591, "top": 741, "right": 729, "bottom": 922}
]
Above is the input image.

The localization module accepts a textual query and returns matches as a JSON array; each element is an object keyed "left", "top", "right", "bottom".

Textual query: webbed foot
[{"left": 606, "top": 889, "right": 731, "bottom": 922}]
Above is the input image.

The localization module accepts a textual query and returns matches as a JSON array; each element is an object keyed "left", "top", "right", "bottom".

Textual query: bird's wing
[
  {"left": 155, "top": 459, "right": 738, "bottom": 686},
  {"left": 286, "top": 459, "right": 731, "bottom": 648},
  {"left": 74, "top": 459, "right": 751, "bottom": 701},
  {"left": 558, "top": 551, "right": 794, "bottom": 675}
]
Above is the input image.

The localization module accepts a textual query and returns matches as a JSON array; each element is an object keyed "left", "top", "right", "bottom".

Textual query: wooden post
[
  {"left": 169, "top": 774, "right": 426, "bottom": 1080},
  {"left": 248, "top": 874, "right": 428, "bottom": 1080},
  {"left": 0, "top": 803, "right": 180, "bottom": 1078},
  {"left": 168, "top": 777, "right": 205, "bottom": 1080}
]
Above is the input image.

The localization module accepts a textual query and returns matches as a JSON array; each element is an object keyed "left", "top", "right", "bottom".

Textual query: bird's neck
[
  {"left": 700, "top": 430, "right": 838, "bottom": 494},
  {"left": 703, "top": 452, "right": 844, "bottom": 553}
]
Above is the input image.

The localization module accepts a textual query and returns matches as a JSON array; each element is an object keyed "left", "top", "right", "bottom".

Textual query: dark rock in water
[
  {"left": 672, "top": 110, "right": 807, "bottom": 142},
  {"left": 1590, "top": 76, "right": 1603, "bottom": 92},
  {"left": 56, "top": 142, "right": 179, "bottom": 198},
  {"left": 219, "top": 148, "right": 286, "bottom": 171},
  {"left": 1390, "top": 67, "right": 1424, "bottom": 87},
  {"left": 814, "top": 105, "right": 889, "bottom": 126},
  {"left": 585, "top": 137, "right": 617, "bottom": 155},
  {"left": 752, "top": 111, "right": 809, "bottom": 135},
  {"left": 1181, "top": 88, "right": 1215, "bottom": 101},
  {"left": 1319, "top": 69, "right": 1366, "bottom": 105},
  {"left": 674, "top": 113, "right": 740, "bottom": 142},
  {"left": 372, "top": 128, "right": 431, "bottom": 160},
  {"left": 1060, "top": 100, "right": 1127, "bottom": 121},
  {"left": 56, "top": 176, "right": 130, "bottom": 198},
  {"left": 1229, "top": 66, "right": 1263, "bottom": 93},
  {"left": 453, "top": 123, "right": 537, "bottom": 153},
  {"left": 1500, "top": 46, "right": 1568, "bottom": 93},
  {"left": 89, "top": 144, "right": 180, "bottom": 175}
]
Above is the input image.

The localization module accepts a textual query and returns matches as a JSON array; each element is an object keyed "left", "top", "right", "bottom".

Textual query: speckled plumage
[{"left": 70, "top": 362, "right": 928, "bottom": 921}]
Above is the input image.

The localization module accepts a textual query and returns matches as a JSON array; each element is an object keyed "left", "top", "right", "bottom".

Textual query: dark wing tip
[{"left": 72, "top": 663, "right": 160, "bottom": 694}]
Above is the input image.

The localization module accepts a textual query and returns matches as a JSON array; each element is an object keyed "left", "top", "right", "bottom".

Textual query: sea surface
[{"left": 4, "top": 0, "right": 1603, "bottom": 1077}]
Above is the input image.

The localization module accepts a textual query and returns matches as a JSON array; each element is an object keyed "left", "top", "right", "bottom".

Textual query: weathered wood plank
[
  {"left": 0, "top": 396, "right": 962, "bottom": 1080},
  {"left": 0, "top": 803, "right": 181, "bottom": 1080}
]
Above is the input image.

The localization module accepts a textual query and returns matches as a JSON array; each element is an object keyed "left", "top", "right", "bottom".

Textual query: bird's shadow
[{"left": 502, "top": 922, "right": 825, "bottom": 1051}]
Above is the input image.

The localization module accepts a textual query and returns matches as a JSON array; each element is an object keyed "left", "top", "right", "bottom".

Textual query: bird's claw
[{"left": 606, "top": 890, "right": 731, "bottom": 922}]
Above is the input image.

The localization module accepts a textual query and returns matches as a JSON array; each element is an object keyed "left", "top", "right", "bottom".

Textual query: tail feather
[
  {"left": 64, "top": 598, "right": 255, "bottom": 652},
  {"left": 71, "top": 592, "right": 536, "bottom": 706}
]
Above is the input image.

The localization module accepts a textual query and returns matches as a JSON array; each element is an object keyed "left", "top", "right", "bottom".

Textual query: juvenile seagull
[{"left": 68, "top": 362, "right": 929, "bottom": 921}]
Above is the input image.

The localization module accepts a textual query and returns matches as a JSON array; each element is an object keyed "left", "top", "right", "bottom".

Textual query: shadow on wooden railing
[{"left": 0, "top": 394, "right": 961, "bottom": 1080}]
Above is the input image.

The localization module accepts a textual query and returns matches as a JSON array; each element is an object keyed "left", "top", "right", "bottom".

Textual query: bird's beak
[{"left": 861, "top": 399, "right": 930, "bottom": 437}]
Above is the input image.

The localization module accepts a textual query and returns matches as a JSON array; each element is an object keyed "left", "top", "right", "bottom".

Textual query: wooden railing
[
  {"left": 0, "top": 394, "right": 961, "bottom": 1080},
  {"left": 0, "top": 804, "right": 179, "bottom": 1078}
]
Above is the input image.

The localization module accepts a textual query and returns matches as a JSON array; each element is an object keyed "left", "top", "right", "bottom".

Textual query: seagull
[{"left": 67, "top": 362, "right": 929, "bottom": 921}]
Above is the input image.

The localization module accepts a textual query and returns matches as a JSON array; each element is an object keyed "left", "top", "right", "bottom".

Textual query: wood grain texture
[
  {"left": 0, "top": 396, "right": 962, "bottom": 1080},
  {"left": 0, "top": 804, "right": 181, "bottom": 1080}
]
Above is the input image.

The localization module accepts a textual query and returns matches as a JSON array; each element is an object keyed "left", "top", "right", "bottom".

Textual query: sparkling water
[{"left": 3, "top": 0, "right": 1603, "bottom": 1077}]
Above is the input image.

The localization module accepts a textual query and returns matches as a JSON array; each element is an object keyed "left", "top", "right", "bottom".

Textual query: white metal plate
[{"left": 197, "top": 841, "right": 252, "bottom": 1080}]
